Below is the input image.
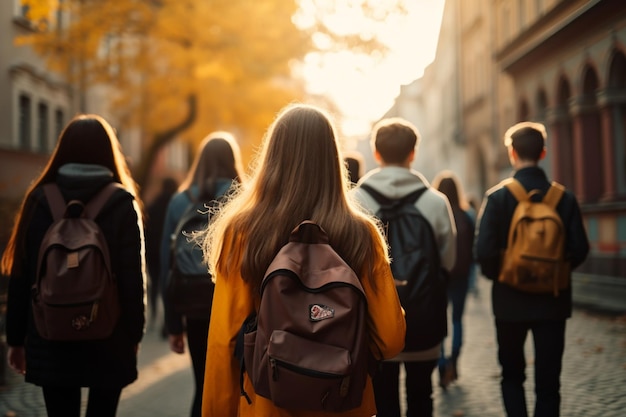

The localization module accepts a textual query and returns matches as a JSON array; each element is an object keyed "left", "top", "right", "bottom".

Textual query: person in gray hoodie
[{"left": 352, "top": 117, "right": 456, "bottom": 417}]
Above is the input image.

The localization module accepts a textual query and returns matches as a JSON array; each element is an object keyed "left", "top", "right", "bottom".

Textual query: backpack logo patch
[{"left": 309, "top": 304, "right": 334, "bottom": 321}]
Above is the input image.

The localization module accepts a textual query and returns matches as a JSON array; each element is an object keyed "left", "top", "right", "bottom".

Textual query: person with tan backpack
[{"left": 475, "top": 121, "right": 589, "bottom": 417}]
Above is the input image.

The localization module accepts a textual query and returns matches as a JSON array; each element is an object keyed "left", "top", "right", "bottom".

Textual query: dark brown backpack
[
  {"left": 239, "top": 221, "right": 371, "bottom": 412},
  {"left": 32, "top": 182, "right": 121, "bottom": 341}
]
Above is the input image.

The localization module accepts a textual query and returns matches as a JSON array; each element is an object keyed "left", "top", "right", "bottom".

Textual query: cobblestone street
[{"left": 1, "top": 277, "right": 625, "bottom": 417}]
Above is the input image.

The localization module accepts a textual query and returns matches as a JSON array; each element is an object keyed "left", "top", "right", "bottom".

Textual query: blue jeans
[
  {"left": 439, "top": 276, "right": 469, "bottom": 370},
  {"left": 495, "top": 319, "right": 566, "bottom": 417}
]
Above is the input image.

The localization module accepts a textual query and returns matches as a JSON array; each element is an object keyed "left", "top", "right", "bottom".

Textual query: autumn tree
[{"left": 19, "top": 0, "right": 403, "bottom": 193}]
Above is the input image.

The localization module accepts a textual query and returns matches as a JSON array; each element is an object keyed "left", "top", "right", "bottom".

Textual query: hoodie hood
[
  {"left": 55, "top": 163, "right": 115, "bottom": 202},
  {"left": 357, "top": 166, "right": 429, "bottom": 199}
]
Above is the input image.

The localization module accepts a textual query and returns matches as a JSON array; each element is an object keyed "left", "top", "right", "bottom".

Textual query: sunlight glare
[{"left": 298, "top": 0, "right": 445, "bottom": 138}]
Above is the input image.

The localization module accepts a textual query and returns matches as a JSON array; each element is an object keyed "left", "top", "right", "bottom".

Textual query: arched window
[
  {"left": 579, "top": 65, "right": 603, "bottom": 201},
  {"left": 607, "top": 50, "right": 626, "bottom": 196},
  {"left": 553, "top": 76, "right": 575, "bottom": 189},
  {"left": 518, "top": 98, "right": 529, "bottom": 121}
]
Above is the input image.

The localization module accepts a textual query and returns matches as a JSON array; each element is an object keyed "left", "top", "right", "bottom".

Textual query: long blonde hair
[
  {"left": 202, "top": 103, "right": 387, "bottom": 292},
  {"left": 1, "top": 114, "right": 141, "bottom": 276}
]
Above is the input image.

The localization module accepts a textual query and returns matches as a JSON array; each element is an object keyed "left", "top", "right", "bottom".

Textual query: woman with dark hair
[
  {"left": 2, "top": 114, "right": 146, "bottom": 417},
  {"left": 199, "top": 104, "right": 406, "bottom": 416},
  {"left": 160, "top": 131, "right": 245, "bottom": 417},
  {"left": 431, "top": 170, "right": 475, "bottom": 389}
]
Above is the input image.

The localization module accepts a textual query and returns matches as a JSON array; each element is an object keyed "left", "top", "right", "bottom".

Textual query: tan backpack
[
  {"left": 499, "top": 179, "right": 570, "bottom": 296},
  {"left": 33, "top": 182, "right": 122, "bottom": 341}
]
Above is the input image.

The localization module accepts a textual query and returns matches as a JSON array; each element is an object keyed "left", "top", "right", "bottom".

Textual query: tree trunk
[{"left": 134, "top": 95, "right": 197, "bottom": 196}]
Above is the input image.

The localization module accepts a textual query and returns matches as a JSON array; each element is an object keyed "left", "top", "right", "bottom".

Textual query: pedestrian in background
[
  {"left": 145, "top": 176, "right": 178, "bottom": 334},
  {"left": 198, "top": 103, "right": 406, "bottom": 417},
  {"left": 160, "top": 132, "right": 244, "bottom": 417},
  {"left": 475, "top": 121, "right": 589, "bottom": 417},
  {"left": 344, "top": 150, "right": 365, "bottom": 185},
  {"left": 2, "top": 114, "right": 146, "bottom": 417},
  {"left": 353, "top": 117, "right": 456, "bottom": 417},
  {"left": 431, "top": 170, "right": 475, "bottom": 389}
]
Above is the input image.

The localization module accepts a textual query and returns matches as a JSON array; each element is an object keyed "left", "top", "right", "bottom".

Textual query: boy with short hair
[
  {"left": 353, "top": 117, "right": 456, "bottom": 417},
  {"left": 475, "top": 121, "right": 589, "bottom": 417}
]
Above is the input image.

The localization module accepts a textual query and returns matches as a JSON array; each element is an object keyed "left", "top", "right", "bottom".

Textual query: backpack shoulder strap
[
  {"left": 543, "top": 181, "right": 565, "bottom": 209},
  {"left": 359, "top": 183, "right": 388, "bottom": 205},
  {"left": 360, "top": 183, "right": 427, "bottom": 206},
  {"left": 84, "top": 182, "right": 124, "bottom": 220},
  {"left": 503, "top": 178, "right": 529, "bottom": 202},
  {"left": 404, "top": 187, "right": 427, "bottom": 205},
  {"left": 42, "top": 183, "right": 66, "bottom": 222}
]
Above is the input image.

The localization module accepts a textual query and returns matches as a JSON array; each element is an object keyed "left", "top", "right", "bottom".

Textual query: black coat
[
  {"left": 474, "top": 167, "right": 590, "bottom": 321},
  {"left": 6, "top": 166, "right": 146, "bottom": 388}
]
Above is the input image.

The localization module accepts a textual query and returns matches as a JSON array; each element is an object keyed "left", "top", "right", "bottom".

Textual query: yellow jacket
[{"left": 202, "top": 227, "right": 406, "bottom": 417}]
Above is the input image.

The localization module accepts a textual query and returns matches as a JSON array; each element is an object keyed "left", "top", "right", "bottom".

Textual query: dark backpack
[
  {"left": 449, "top": 207, "right": 475, "bottom": 281},
  {"left": 33, "top": 182, "right": 121, "bottom": 341},
  {"left": 360, "top": 184, "right": 448, "bottom": 351},
  {"left": 166, "top": 182, "right": 231, "bottom": 319},
  {"left": 238, "top": 221, "right": 370, "bottom": 412},
  {"left": 498, "top": 179, "right": 568, "bottom": 296}
]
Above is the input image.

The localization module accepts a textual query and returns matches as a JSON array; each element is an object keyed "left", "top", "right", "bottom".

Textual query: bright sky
[{"left": 298, "top": 0, "right": 446, "bottom": 137}]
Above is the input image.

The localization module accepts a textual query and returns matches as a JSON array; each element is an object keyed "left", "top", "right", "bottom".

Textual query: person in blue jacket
[{"left": 160, "top": 132, "right": 244, "bottom": 417}]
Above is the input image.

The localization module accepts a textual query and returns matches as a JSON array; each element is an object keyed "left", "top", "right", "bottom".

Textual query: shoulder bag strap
[
  {"left": 42, "top": 183, "right": 66, "bottom": 221},
  {"left": 503, "top": 178, "right": 529, "bottom": 202},
  {"left": 84, "top": 182, "right": 125, "bottom": 220},
  {"left": 543, "top": 181, "right": 565, "bottom": 209}
]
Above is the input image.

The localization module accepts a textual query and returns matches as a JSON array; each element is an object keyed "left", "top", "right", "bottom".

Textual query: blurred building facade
[{"left": 390, "top": 0, "right": 625, "bottom": 311}]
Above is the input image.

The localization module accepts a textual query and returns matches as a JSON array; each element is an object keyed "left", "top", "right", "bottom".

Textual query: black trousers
[
  {"left": 373, "top": 359, "right": 438, "bottom": 417},
  {"left": 42, "top": 385, "right": 122, "bottom": 417},
  {"left": 186, "top": 317, "right": 210, "bottom": 417},
  {"left": 496, "top": 319, "right": 566, "bottom": 417}
]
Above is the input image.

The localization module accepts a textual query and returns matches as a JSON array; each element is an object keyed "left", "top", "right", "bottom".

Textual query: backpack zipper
[{"left": 269, "top": 357, "right": 344, "bottom": 380}]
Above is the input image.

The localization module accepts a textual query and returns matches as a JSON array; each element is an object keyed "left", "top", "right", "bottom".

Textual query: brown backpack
[
  {"left": 498, "top": 179, "right": 570, "bottom": 296},
  {"left": 32, "top": 182, "right": 121, "bottom": 341},
  {"left": 239, "top": 221, "right": 371, "bottom": 412}
]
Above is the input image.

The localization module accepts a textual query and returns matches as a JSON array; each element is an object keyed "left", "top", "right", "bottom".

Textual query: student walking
[
  {"left": 474, "top": 121, "right": 589, "bottom": 417},
  {"left": 431, "top": 170, "right": 475, "bottom": 389},
  {"left": 198, "top": 103, "right": 406, "bottom": 417},
  {"left": 161, "top": 132, "right": 244, "bottom": 417},
  {"left": 145, "top": 176, "right": 178, "bottom": 333},
  {"left": 2, "top": 114, "right": 146, "bottom": 417},
  {"left": 353, "top": 117, "right": 456, "bottom": 417}
]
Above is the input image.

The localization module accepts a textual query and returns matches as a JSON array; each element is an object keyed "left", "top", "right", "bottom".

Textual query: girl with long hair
[
  {"left": 1, "top": 114, "right": 146, "bottom": 417},
  {"left": 431, "top": 170, "right": 475, "bottom": 389},
  {"left": 199, "top": 103, "right": 406, "bottom": 417},
  {"left": 160, "top": 132, "right": 244, "bottom": 417}
]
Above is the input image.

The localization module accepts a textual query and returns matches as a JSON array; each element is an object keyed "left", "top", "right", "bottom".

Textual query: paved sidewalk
[{"left": 1, "top": 277, "right": 625, "bottom": 417}]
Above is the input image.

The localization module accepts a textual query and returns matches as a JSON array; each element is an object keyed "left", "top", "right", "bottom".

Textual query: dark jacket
[
  {"left": 6, "top": 163, "right": 146, "bottom": 388},
  {"left": 474, "top": 166, "right": 589, "bottom": 321}
]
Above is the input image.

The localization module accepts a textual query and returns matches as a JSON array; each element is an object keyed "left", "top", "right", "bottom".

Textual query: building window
[
  {"left": 55, "top": 108, "right": 65, "bottom": 141},
  {"left": 19, "top": 94, "right": 31, "bottom": 150},
  {"left": 38, "top": 102, "right": 49, "bottom": 152}
]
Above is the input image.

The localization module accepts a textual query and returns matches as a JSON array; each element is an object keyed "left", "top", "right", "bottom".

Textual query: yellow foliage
[{"left": 16, "top": 0, "right": 404, "bottom": 176}]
